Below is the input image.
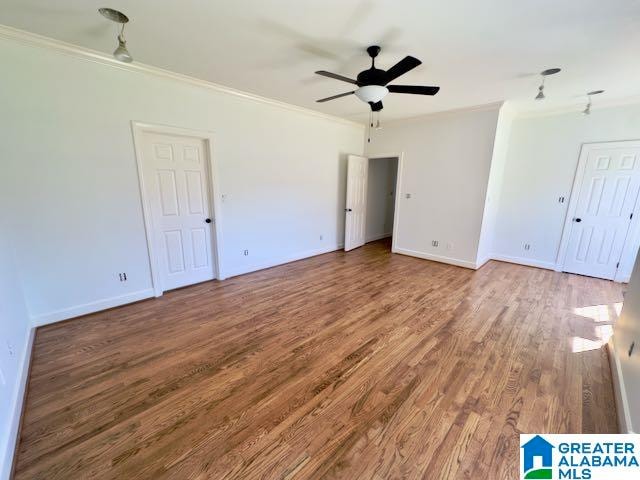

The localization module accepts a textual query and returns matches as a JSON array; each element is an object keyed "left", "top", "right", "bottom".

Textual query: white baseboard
[
  {"left": 30, "top": 288, "right": 155, "bottom": 327},
  {"left": 475, "top": 256, "right": 492, "bottom": 270},
  {"left": 490, "top": 254, "right": 556, "bottom": 271},
  {"left": 393, "top": 247, "right": 477, "bottom": 269},
  {"left": 493, "top": 254, "right": 629, "bottom": 282},
  {"left": 365, "top": 232, "right": 392, "bottom": 243},
  {"left": 1, "top": 327, "right": 35, "bottom": 480},
  {"left": 225, "top": 244, "right": 344, "bottom": 279},
  {"left": 30, "top": 244, "right": 349, "bottom": 325},
  {"left": 608, "top": 336, "right": 635, "bottom": 433}
]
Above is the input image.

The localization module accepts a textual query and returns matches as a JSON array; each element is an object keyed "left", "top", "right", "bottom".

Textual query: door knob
[
  {"left": 345, "top": 208, "right": 353, "bottom": 212},
  {"left": 574, "top": 218, "right": 582, "bottom": 223},
  {"left": 205, "top": 218, "right": 212, "bottom": 223}
]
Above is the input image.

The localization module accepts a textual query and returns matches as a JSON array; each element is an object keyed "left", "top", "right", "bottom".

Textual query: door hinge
[
  {"left": 630, "top": 213, "right": 634, "bottom": 220},
  {"left": 616, "top": 262, "right": 620, "bottom": 269}
]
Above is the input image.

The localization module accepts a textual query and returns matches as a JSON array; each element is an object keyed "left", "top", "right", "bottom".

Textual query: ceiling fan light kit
[
  {"left": 354, "top": 85, "right": 389, "bottom": 103},
  {"left": 315, "top": 45, "right": 440, "bottom": 113},
  {"left": 99, "top": 7, "right": 133, "bottom": 63}
]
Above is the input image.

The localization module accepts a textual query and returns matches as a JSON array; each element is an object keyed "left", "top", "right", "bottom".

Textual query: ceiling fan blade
[
  {"left": 369, "top": 101, "right": 383, "bottom": 112},
  {"left": 387, "top": 85, "right": 440, "bottom": 95},
  {"left": 316, "top": 91, "right": 355, "bottom": 103},
  {"left": 315, "top": 70, "right": 358, "bottom": 85},
  {"left": 384, "top": 56, "right": 422, "bottom": 83}
]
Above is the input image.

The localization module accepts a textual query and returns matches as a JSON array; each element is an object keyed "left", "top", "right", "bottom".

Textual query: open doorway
[
  {"left": 344, "top": 155, "right": 400, "bottom": 252},
  {"left": 366, "top": 157, "right": 398, "bottom": 249}
]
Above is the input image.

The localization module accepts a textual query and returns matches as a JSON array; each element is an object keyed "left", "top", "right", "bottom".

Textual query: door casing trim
[
  {"left": 131, "top": 121, "right": 225, "bottom": 297},
  {"left": 555, "top": 140, "right": 640, "bottom": 281}
]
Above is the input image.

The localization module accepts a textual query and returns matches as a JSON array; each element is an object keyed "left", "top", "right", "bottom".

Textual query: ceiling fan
[{"left": 315, "top": 45, "right": 439, "bottom": 112}]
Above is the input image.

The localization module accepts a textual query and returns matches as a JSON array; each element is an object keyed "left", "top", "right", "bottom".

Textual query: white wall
[
  {"left": 476, "top": 104, "right": 515, "bottom": 266},
  {"left": 492, "top": 103, "right": 640, "bottom": 276},
  {"left": 0, "top": 226, "right": 32, "bottom": 479},
  {"left": 0, "top": 37, "right": 364, "bottom": 325},
  {"left": 365, "top": 157, "right": 397, "bottom": 242},
  {"left": 366, "top": 105, "right": 501, "bottom": 268},
  {"left": 611, "top": 251, "right": 640, "bottom": 432}
]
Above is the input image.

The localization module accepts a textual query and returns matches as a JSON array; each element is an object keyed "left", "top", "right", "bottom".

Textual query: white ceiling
[{"left": 2, "top": 0, "right": 640, "bottom": 121}]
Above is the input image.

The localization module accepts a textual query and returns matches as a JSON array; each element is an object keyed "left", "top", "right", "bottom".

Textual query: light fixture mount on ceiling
[
  {"left": 541, "top": 68, "right": 561, "bottom": 76},
  {"left": 99, "top": 7, "right": 133, "bottom": 63},
  {"left": 583, "top": 90, "right": 604, "bottom": 115},
  {"left": 98, "top": 7, "right": 129, "bottom": 24},
  {"left": 535, "top": 67, "right": 561, "bottom": 100}
]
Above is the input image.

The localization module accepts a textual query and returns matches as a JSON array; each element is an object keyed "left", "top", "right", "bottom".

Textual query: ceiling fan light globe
[{"left": 355, "top": 85, "right": 388, "bottom": 104}]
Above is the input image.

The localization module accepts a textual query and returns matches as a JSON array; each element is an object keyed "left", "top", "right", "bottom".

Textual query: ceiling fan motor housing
[{"left": 356, "top": 68, "right": 388, "bottom": 86}]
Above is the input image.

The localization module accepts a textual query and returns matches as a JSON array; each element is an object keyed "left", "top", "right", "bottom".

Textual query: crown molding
[
  {"left": 381, "top": 101, "right": 504, "bottom": 126},
  {"left": 0, "top": 24, "right": 364, "bottom": 129},
  {"left": 512, "top": 95, "right": 640, "bottom": 119}
]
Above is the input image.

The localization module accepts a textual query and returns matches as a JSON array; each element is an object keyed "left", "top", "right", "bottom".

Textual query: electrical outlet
[
  {"left": 319, "top": 234, "right": 323, "bottom": 241},
  {"left": 243, "top": 250, "right": 249, "bottom": 256},
  {"left": 432, "top": 240, "right": 439, "bottom": 247},
  {"left": 523, "top": 243, "right": 531, "bottom": 251},
  {"left": 6, "top": 341, "right": 14, "bottom": 357},
  {"left": 405, "top": 193, "right": 412, "bottom": 199},
  {"left": 118, "top": 272, "right": 128, "bottom": 282},
  {"left": 446, "top": 242, "right": 453, "bottom": 251}
]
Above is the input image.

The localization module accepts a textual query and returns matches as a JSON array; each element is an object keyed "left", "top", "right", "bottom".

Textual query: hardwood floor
[{"left": 14, "top": 240, "right": 622, "bottom": 479}]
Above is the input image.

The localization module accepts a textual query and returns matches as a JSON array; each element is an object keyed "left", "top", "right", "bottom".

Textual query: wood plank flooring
[{"left": 14, "top": 240, "right": 622, "bottom": 479}]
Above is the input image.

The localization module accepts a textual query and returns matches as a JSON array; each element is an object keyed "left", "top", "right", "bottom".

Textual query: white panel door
[
  {"left": 563, "top": 145, "right": 640, "bottom": 280},
  {"left": 345, "top": 155, "right": 368, "bottom": 251},
  {"left": 140, "top": 132, "right": 215, "bottom": 290}
]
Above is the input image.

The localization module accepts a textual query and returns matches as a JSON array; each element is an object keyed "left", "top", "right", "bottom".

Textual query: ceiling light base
[
  {"left": 99, "top": 7, "right": 129, "bottom": 24},
  {"left": 541, "top": 68, "right": 561, "bottom": 77},
  {"left": 367, "top": 45, "right": 381, "bottom": 59}
]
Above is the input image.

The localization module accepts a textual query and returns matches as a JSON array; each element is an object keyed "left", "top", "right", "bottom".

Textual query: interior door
[
  {"left": 345, "top": 155, "right": 369, "bottom": 251},
  {"left": 563, "top": 145, "right": 640, "bottom": 280},
  {"left": 140, "top": 132, "right": 216, "bottom": 291}
]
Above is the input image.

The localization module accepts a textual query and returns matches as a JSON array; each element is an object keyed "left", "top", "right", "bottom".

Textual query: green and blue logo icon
[{"left": 521, "top": 435, "right": 554, "bottom": 479}]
